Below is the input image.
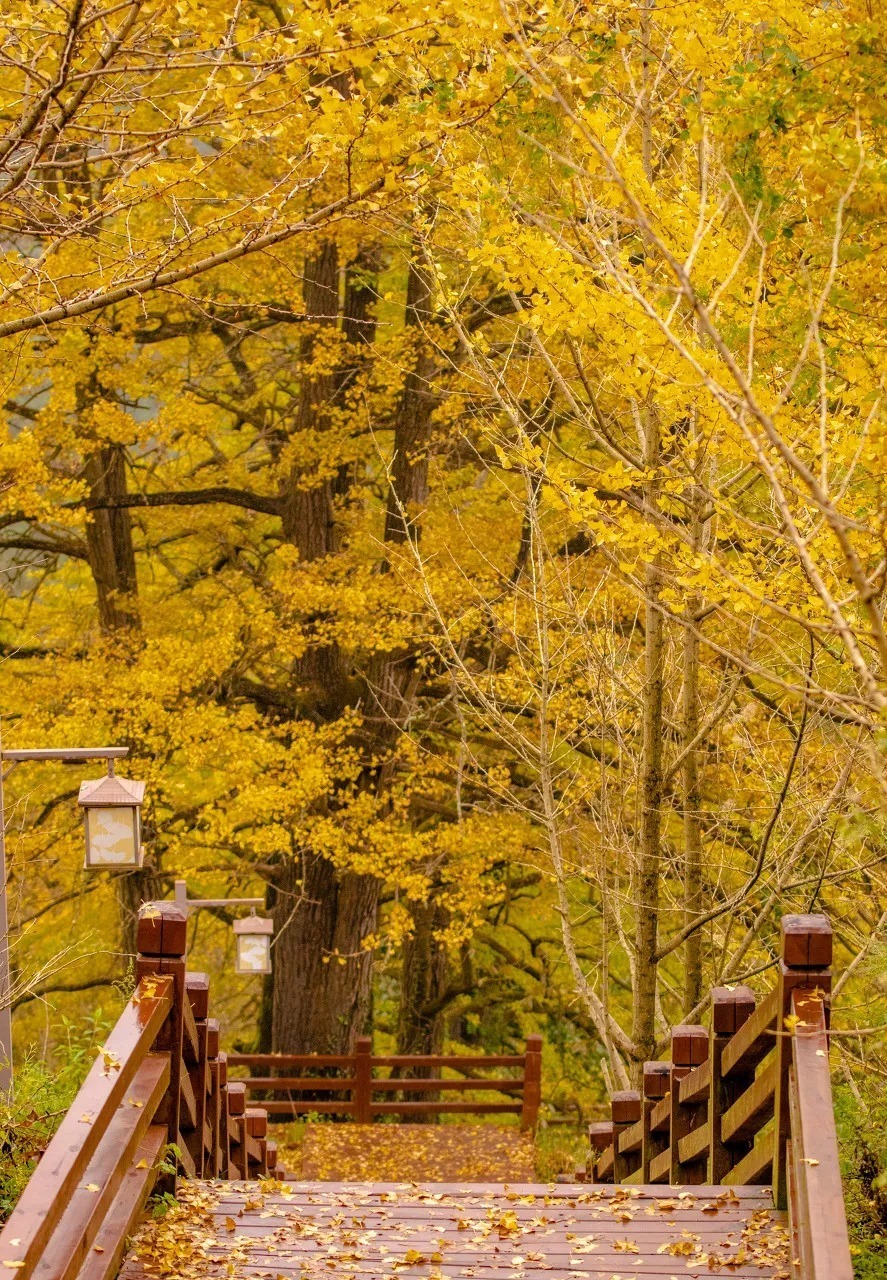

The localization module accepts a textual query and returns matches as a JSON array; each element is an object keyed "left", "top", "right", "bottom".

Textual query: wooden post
[
  {"left": 245, "top": 1108, "right": 269, "bottom": 1177},
  {"left": 227, "top": 1081, "right": 247, "bottom": 1178},
  {"left": 611, "top": 1090, "right": 641, "bottom": 1184},
  {"left": 185, "top": 972, "right": 209, "bottom": 1178},
  {"left": 205, "top": 1018, "right": 221, "bottom": 1178},
  {"left": 135, "top": 901, "right": 187, "bottom": 1191},
  {"left": 641, "top": 1061, "right": 670, "bottom": 1182},
  {"left": 669, "top": 1025, "right": 708, "bottom": 1184},
  {"left": 521, "top": 1034, "right": 543, "bottom": 1131},
  {"left": 709, "top": 985, "right": 756, "bottom": 1183},
  {"left": 773, "top": 914, "right": 832, "bottom": 1209},
  {"left": 589, "top": 1121, "right": 614, "bottom": 1183},
  {"left": 354, "top": 1036, "right": 372, "bottom": 1124},
  {"left": 217, "top": 1050, "right": 231, "bottom": 1179}
]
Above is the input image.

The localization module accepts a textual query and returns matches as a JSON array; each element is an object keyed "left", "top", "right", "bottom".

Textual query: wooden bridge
[{"left": 0, "top": 905, "right": 853, "bottom": 1280}]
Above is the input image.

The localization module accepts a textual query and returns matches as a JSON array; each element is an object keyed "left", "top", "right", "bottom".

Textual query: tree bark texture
[
  {"left": 270, "top": 852, "right": 376, "bottom": 1054},
  {"left": 271, "top": 244, "right": 382, "bottom": 1054}
]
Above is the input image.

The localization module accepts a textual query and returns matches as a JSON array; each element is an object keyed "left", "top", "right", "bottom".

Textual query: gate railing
[
  {"left": 227, "top": 1036, "right": 542, "bottom": 1129},
  {"left": 585, "top": 913, "right": 852, "bottom": 1280},
  {"left": 0, "top": 902, "right": 279, "bottom": 1280}
]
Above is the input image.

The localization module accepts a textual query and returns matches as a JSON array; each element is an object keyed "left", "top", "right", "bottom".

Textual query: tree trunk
[
  {"left": 271, "top": 244, "right": 382, "bottom": 1054},
  {"left": 83, "top": 445, "right": 140, "bottom": 633},
  {"left": 397, "top": 898, "right": 449, "bottom": 1056},
  {"left": 396, "top": 897, "right": 450, "bottom": 1118},
  {"left": 82, "top": 439, "right": 157, "bottom": 964},
  {"left": 682, "top": 483, "right": 704, "bottom": 1015},
  {"left": 384, "top": 251, "right": 435, "bottom": 545},
  {"left": 270, "top": 853, "right": 377, "bottom": 1054},
  {"left": 631, "top": 408, "right": 664, "bottom": 1065}
]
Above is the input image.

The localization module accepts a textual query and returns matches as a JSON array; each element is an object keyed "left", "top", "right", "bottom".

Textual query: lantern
[
  {"left": 234, "top": 915, "right": 273, "bottom": 974},
  {"left": 78, "top": 772, "right": 145, "bottom": 869}
]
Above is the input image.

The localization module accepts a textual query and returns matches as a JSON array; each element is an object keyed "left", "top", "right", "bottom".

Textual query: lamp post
[
  {"left": 173, "top": 880, "right": 273, "bottom": 974},
  {"left": 0, "top": 743, "right": 136, "bottom": 1096}
]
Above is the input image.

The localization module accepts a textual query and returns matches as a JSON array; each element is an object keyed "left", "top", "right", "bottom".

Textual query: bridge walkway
[
  {"left": 0, "top": 906, "right": 850, "bottom": 1280},
  {"left": 120, "top": 1179, "right": 791, "bottom": 1280}
]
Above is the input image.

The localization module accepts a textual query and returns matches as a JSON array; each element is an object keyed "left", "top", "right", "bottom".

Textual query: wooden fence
[
  {"left": 0, "top": 902, "right": 281, "bottom": 1280},
  {"left": 584, "top": 913, "right": 852, "bottom": 1280},
  {"left": 227, "top": 1036, "right": 543, "bottom": 1129}
]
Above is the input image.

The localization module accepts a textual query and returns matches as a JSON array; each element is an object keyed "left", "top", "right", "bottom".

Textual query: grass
[{"left": 0, "top": 1015, "right": 109, "bottom": 1222}]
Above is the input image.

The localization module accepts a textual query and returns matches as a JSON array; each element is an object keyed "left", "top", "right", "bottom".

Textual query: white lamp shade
[
  {"left": 234, "top": 916, "right": 273, "bottom": 974},
  {"left": 84, "top": 806, "right": 142, "bottom": 868}
]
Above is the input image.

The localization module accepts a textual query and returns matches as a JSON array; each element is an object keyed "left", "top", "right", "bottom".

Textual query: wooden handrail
[
  {"left": 0, "top": 975, "right": 172, "bottom": 1278},
  {"left": 787, "top": 990, "right": 852, "bottom": 1280},
  {"left": 227, "top": 1033, "right": 544, "bottom": 1130},
  {"left": 585, "top": 912, "right": 853, "bottom": 1278},
  {"left": 0, "top": 901, "right": 278, "bottom": 1280}
]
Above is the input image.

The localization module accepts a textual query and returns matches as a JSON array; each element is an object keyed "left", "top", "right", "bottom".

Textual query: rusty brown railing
[
  {"left": 0, "top": 902, "right": 280, "bottom": 1280},
  {"left": 227, "top": 1035, "right": 542, "bottom": 1129},
  {"left": 584, "top": 914, "right": 852, "bottom": 1280}
]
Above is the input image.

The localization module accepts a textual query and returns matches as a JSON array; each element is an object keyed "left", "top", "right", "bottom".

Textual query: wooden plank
[
  {"left": 371, "top": 1078, "right": 523, "bottom": 1093},
  {"left": 261, "top": 1100, "right": 358, "bottom": 1115},
  {"left": 238, "top": 1077, "right": 356, "bottom": 1091},
  {"left": 72, "top": 1127, "right": 166, "bottom": 1280},
  {"left": 678, "top": 1059, "right": 710, "bottom": 1106},
  {"left": 0, "top": 976, "right": 173, "bottom": 1279},
  {"left": 175, "top": 1132, "right": 196, "bottom": 1178},
  {"left": 33, "top": 1056, "right": 169, "bottom": 1280},
  {"left": 677, "top": 1123, "right": 711, "bottom": 1166},
  {"left": 786, "top": 1137, "right": 803, "bottom": 1280},
  {"left": 721, "top": 988, "right": 778, "bottom": 1080},
  {"left": 178, "top": 1061, "right": 197, "bottom": 1131},
  {"left": 227, "top": 1054, "right": 355, "bottom": 1069},
  {"left": 648, "top": 1148, "right": 671, "bottom": 1183},
  {"left": 617, "top": 1117, "right": 644, "bottom": 1155},
  {"left": 371, "top": 1055, "right": 525, "bottom": 1069},
  {"left": 721, "top": 1059, "right": 777, "bottom": 1144},
  {"left": 723, "top": 1131, "right": 774, "bottom": 1186},
  {"left": 181, "top": 996, "right": 199, "bottom": 1067},
  {"left": 371, "top": 1101, "right": 522, "bottom": 1115},
  {"left": 649, "top": 1094, "right": 671, "bottom": 1133},
  {"left": 788, "top": 992, "right": 853, "bottom": 1279}
]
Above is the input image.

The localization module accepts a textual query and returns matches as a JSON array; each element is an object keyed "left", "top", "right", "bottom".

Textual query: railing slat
[
  {"left": 722, "top": 1131, "right": 774, "bottom": 1186},
  {"left": 678, "top": 1059, "right": 710, "bottom": 1105},
  {"left": 677, "top": 1123, "right": 711, "bottom": 1166},
  {"left": 720, "top": 988, "right": 778, "bottom": 1079},
  {"left": 0, "top": 976, "right": 173, "bottom": 1279},
  {"left": 371, "top": 1101, "right": 522, "bottom": 1115},
  {"left": 720, "top": 1058, "right": 777, "bottom": 1144},
  {"left": 227, "top": 1054, "right": 355, "bottom": 1069}
]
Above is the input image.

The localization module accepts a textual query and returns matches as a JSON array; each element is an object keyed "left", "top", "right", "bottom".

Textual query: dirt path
[{"left": 291, "top": 1123, "right": 537, "bottom": 1182}]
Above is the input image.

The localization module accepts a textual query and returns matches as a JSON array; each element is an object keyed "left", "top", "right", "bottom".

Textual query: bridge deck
[{"left": 120, "top": 1180, "right": 791, "bottom": 1280}]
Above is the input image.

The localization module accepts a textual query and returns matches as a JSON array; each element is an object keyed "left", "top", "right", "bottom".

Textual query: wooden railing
[
  {"left": 227, "top": 1034, "right": 543, "bottom": 1129},
  {"left": 0, "top": 902, "right": 282, "bottom": 1280},
  {"left": 585, "top": 913, "right": 852, "bottom": 1280}
]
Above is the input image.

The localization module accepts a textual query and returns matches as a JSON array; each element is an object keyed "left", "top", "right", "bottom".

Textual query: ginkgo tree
[
  {"left": 0, "top": 0, "right": 884, "bottom": 1099},
  {"left": 0, "top": 0, "right": 536, "bottom": 1054},
  {"left": 396, "top": 0, "right": 886, "bottom": 1075}
]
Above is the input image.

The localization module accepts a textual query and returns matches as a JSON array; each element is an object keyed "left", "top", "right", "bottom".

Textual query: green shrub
[
  {"left": 835, "top": 1080, "right": 887, "bottom": 1279},
  {"left": 0, "top": 1014, "right": 110, "bottom": 1222}
]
